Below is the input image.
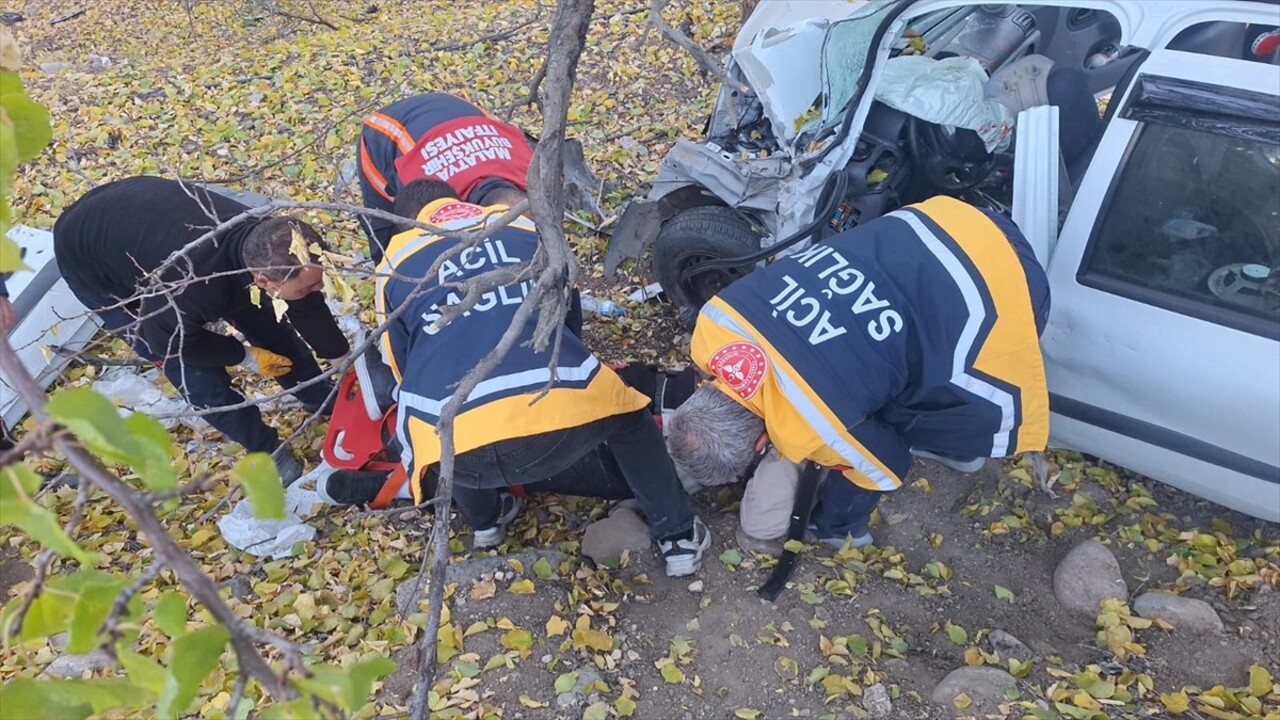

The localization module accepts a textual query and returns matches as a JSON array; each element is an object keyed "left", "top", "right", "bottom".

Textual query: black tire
[{"left": 652, "top": 206, "right": 762, "bottom": 320}]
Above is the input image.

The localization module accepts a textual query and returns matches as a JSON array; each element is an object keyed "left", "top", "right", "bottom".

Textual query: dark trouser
[
  {"left": 811, "top": 471, "right": 882, "bottom": 540},
  {"left": 85, "top": 295, "right": 332, "bottom": 455},
  {"left": 448, "top": 410, "right": 695, "bottom": 541}
]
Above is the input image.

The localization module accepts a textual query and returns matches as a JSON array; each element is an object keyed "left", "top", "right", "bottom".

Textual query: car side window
[{"left": 1081, "top": 122, "right": 1280, "bottom": 327}]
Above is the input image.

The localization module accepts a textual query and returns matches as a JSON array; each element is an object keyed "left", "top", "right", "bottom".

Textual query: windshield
[
  {"left": 821, "top": 2, "right": 898, "bottom": 133},
  {"left": 731, "top": 0, "right": 897, "bottom": 149}
]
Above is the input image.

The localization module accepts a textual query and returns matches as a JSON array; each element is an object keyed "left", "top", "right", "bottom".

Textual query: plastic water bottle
[{"left": 580, "top": 295, "right": 626, "bottom": 317}]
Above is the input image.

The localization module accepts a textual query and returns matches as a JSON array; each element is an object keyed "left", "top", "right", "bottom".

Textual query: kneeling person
[
  {"left": 376, "top": 180, "right": 710, "bottom": 577},
  {"left": 53, "top": 176, "right": 350, "bottom": 482},
  {"left": 667, "top": 197, "right": 1050, "bottom": 548}
]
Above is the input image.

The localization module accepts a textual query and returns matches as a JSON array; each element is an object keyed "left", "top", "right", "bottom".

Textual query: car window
[
  {"left": 1082, "top": 122, "right": 1280, "bottom": 328},
  {"left": 821, "top": 2, "right": 896, "bottom": 131}
]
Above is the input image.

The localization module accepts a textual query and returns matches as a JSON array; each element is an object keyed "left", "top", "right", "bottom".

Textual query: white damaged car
[{"left": 606, "top": 0, "right": 1280, "bottom": 521}]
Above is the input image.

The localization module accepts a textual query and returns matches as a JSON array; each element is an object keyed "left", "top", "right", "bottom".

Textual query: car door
[{"left": 1041, "top": 47, "right": 1280, "bottom": 522}]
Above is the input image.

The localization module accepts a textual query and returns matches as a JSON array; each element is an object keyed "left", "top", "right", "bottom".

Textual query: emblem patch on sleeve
[
  {"left": 427, "top": 201, "right": 484, "bottom": 225},
  {"left": 707, "top": 342, "right": 768, "bottom": 399}
]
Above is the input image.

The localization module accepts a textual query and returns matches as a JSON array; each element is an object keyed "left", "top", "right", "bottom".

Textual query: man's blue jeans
[{"left": 80, "top": 293, "right": 332, "bottom": 454}]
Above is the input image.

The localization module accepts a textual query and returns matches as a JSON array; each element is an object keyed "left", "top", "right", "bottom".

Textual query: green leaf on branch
[
  {"left": 0, "top": 89, "right": 51, "bottom": 163},
  {"left": 153, "top": 592, "right": 188, "bottom": 639},
  {"left": 235, "top": 453, "right": 285, "bottom": 520},
  {"left": 117, "top": 650, "right": 168, "bottom": 695},
  {"left": 121, "top": 414, "right": 177, "bottom": 490},
  {"left": 295, "top": 656, "right": 396, "bottom": 712},
  {"left": 0, "top": 235, "right": 26, "bottom": 272},
  {"left": 344, "top": 657, "right": 397, "bottom": 710},
  {"left": 67, "top": 576, "right": 129, "bottom": 653},
  {"left": 0, "top": 464, "right": 92, "bottom": 563},
  {"left": 0, "top": 678, "right": 92, "bottom": 718},
  {"left": 47, "top": 388, "right": 175, "bottom": 489},
  {"left": 156, "top": 625, "right": 228, "bottom": 718},
  {"left": 0, "top": 677, "right": 151, "bottom": 719}
]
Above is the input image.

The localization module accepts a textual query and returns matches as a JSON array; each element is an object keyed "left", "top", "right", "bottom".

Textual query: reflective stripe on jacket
[
  {"left": 375, "top": 199, "right": 648, "bottom": 501},
  {"left": 360, "top": 93, "right": 533, "bottom": 204}
]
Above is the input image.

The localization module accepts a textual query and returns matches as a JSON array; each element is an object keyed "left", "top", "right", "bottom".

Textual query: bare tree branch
[
  {"left": 0, "top": 340, "right": 294, "bottom": 697},
  {"left": 502, "top": 60, "right": 548, "bottom": 120},
  {"left": 406, "top": 1, "right": 596, "bottom": 717},
  {"left": 649, "top": 0, "right": 752, "bottom": 96},
  {"left": 5, "top": 477, "right": 89, "bottom": 641},
  {"left": 98, "top": 561, "right": 165, "bottom": 657}
]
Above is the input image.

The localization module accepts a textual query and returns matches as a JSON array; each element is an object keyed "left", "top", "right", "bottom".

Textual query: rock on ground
[
  {"left": 394, "top": 549, "right": 567, "bottom": 615},
  {"left": 581, "top": 508, "right": 650, "bottom": 565},
  {"left": 555, "top": 668, "right": 604, "bottom": 709},
  {"left": 931, "top": 667, "right": 1018, "bottom": 714},
  {"left": 1053, "top": 540, "right": 1128, "bottom": 617},
  {"left": 862, "top": 683, "right": 892, "bottom": 718},
  {"left": 736, "top": 525, "right": 783, "bottom": 556},
  {"left": 43, "top": 649, "right": 112, "bottom": 678},
  {"left": 1133, "top": 591, "right": 1224, "bottom": 633},
  {"left": 988, "top": 629, "right": 1032, "bottom": 659}
]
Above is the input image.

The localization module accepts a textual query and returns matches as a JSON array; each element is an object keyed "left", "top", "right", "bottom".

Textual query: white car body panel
[
  {"left": 1041, "top": 49, "right": 1280, "bottom": 521},
  {"left": 0, "top": 226, "right": 102, "bottom": 427},
  {"left": 1011, "top": 104, "right": 1060, "bottom": 267}
]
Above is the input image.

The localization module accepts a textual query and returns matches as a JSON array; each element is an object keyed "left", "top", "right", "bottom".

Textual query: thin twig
[
  {"left": 98, "top": 561, "right": 165, "bottom": 657},
  {"left": 352, "top": 496, "right": 441, "bottom": 519},
  {"left": 0, "top": 339, "right": 294, "bottom": 696},
  {"left": 227, "top": 673, "right": 250, "bottom": 720},
  {"left": 4, "top": 477, "right": 89, "bottom": 640},
  {"left": 405, "top": 1, "right": 595, "bottom": 715},
  {"left": 649, "top": 0, "right": 751, "bottom": 96}
]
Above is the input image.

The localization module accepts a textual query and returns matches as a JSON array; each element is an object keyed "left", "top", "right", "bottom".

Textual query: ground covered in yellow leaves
[{"left": 0, "top": 2, "right": 1277, "bottom": 719}]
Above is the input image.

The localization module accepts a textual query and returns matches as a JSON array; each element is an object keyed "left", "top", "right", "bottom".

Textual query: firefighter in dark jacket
[
  {"left": 53, "top": 176, "right": 351, "bottom": 482},
  {"left": 666, "top": 196, "right": 1050, "bottom": 549},
  {"left": 356, "top": 92, "right": 533, "bottom": 263},
  {"left": 374, "top": 179, "right": 710, "bottom": 577}
]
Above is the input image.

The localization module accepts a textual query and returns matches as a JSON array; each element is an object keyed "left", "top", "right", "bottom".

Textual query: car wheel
[{"left": 652, "top": 206, "right": 762, "bottom": 323}]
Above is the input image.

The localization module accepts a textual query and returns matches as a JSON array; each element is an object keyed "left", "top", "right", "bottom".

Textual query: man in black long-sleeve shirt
[{"left": 53, "top": 176, "right": 351, "bottom": 482}]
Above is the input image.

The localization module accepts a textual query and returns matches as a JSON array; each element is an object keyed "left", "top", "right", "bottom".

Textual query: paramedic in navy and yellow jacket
[
  {"left": 375, "top": 180, "right": 711, "bottom": 577},
  {"left": 666, "top": 196, "right": 1050, "bottom": 549}
]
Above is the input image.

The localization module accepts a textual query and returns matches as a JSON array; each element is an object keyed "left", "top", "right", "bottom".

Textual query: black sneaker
[
  {"left": 273, "top": 450, "right": 304, "bottom": 486},
  {"left": 317, "top": 469, "right": 390, "bottom": 505},
  {"left": 472, "top": 492, "right": 525, "bottom": 549}
]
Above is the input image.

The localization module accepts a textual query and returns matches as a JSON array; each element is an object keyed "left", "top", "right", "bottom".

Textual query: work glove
[{"left": 234, "top": 346, "right": 293, "bottom": 379}]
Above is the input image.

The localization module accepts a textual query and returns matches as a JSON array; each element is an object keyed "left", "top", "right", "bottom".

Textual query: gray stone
[
  {"left": 39, "top": 62, "right": 68, "bottom": 73},
  {"left": 1133, "top": 591, "right": 1223, "bottom": 633},
  {"left": 581, "top": 510, "right": 650, "bottom": 565},
  {"left": 862, "top": 682, "right": 892, "bottom": 718},
  {"left": 49, "top": 633, "right": 69, "bottom": 652},
  {"left": 988, "top": 629, "right": 1032, "bottom": 659},
  {"left": 610, "top": 499, "right": 642, "bottom": 516},
  {"left": 335, "top": 157, "right": 358, "bottom": 191},
  {"left": 931, "top": 667, "right": 1018, "bottom": 714},
  {"left": 227, "top": 575, "right": 253, "bottom": 600},
  {"left": 687, "top": 580, "right": 704, "bottom": 593},
  {"left": 555, "top": 669, "right": 604, "bottom": 709},
  {"left": 43, "top": 649, "right": 112, "bottom": 678},
  {"left": 736, "top": 525, "right": 783, "bottom": 556},
  {"left": 1053, "top": 540, "right": 1128, "bottom": 617}
]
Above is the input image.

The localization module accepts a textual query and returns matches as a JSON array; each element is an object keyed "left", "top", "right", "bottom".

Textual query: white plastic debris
[
  {"left": 626, "top": 282, "right": 664, "bottom": 303},
  {"left": 874, "top": 55, "right": 1014, "bottom": 152},
  {"left": 92, "top": 367, "right": 209, "bottom": 432},
  {"left": 216, "top": 462, "right": 336, "bottom": 559}
]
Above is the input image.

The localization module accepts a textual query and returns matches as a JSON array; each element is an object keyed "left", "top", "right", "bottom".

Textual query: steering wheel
[{"left": 907, "top": 115, "right": 995, "bottom": 194}]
